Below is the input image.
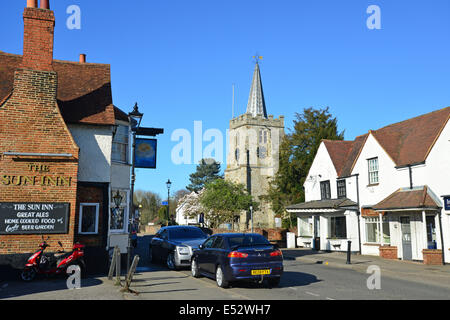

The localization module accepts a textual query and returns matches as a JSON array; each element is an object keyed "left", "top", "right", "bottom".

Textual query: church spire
[{"left": 246, "top": 57, "right": 267, "bottom": 118}]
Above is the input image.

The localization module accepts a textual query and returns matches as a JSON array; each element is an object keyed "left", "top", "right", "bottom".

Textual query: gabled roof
[
  {"left": 322, "top": 139, "right": 355, "bottom": 177},
  {"left": 321, "top": 134, "right": 368, "bottom": 178},
  {"left": 373, "top": 186, "right": 441, "bottom": 211},
  {"left": 246, "top": 61, "right": 267, "bottom": 118},
  {"left": 370, "top": 107, "right": 450, "bottom": 167},
  {"left": 0, "top": 51, "right": 122, "bottom": 126}
]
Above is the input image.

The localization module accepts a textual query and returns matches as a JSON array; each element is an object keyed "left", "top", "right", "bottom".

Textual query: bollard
[{"left": 346, "top": 240, "right": 352, "bottom": 264}]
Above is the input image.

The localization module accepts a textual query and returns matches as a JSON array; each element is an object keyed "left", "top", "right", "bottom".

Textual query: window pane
[
  {"left": 81, "top": 205, "right": 97, "bottom": 233},
  {"left": 330, "top": 217, "right": 346, "bottom": 238},
  {"left": 299, "top": 217, "right": 312, "bottom": 237},
  {"left": 366, "top": 221, "right": 378, "bottom": 243},
  {"left": 382, "top": 222, "right": 390, "bottom": 244}
]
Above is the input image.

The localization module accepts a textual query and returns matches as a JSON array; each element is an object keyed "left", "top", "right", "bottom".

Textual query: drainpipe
[
  {"left": 355, "top": 174, "right": 362, "bottom": 255},
  {"left": 408, "top": 165, "right": 413, "bottom": 189},
  {"left": 438, "top": 209, "right": 446, "bottom": 265}
]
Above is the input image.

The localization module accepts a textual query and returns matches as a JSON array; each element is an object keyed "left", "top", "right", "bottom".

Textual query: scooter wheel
[{"left": 20, "top": 268, "right": 36, "bottom": 282}]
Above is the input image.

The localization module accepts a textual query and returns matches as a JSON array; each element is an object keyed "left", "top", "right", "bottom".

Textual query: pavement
[{"left": 281, "top": 248, "right": 450, "bottom": 289}]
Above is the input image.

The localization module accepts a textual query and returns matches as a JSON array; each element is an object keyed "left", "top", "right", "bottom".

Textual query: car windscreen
[
  {"left": 227, "top": 234, "right": 271, "bottom": 248},
  {"left": 168, "top": 228, "right": 208, "bottom": 240}
]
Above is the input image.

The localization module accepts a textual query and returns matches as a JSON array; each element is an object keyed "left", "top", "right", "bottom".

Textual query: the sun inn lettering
[{"left": 1, "top": 163, "right": 72, "bottom": 187}]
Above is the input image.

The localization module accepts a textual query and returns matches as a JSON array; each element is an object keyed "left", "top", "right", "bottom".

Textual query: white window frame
[
  {"left": 368, "top": 157, "right": 379, "bottom": 185},
  {"left": 365, "top": 217, "right": 390, "bottom": 244},
  {"left": 112, "top": 124, "right": 130, "bottom": 164},
  {"left": 79, "top": 203, "right": 100, "bottom": 235}
]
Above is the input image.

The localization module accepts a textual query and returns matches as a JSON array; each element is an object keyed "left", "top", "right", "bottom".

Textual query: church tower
[{"left": 225, "top": 59, "right": 285, "bottom": 230}]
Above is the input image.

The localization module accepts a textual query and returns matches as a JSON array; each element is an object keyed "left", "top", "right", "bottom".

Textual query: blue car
[{"left": 190, "top": 233, "right": 283, "bottom": 288}]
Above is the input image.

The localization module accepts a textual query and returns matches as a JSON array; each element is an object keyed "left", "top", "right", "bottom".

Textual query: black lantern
[
  {"left": 112, "top": 190, "right": 123, "bottom": 208},
  {"left": 128, "top": 102, "right": 144, "bottom": 130}
]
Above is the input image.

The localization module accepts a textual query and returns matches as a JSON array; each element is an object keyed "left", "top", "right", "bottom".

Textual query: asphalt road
[{"left": 132, "top": 234, "right": 450, "bottom": 300}]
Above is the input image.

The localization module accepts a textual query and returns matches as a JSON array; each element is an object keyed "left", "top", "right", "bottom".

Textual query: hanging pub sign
[
  {"left": 444, "top": 197, "right": 450, "bottom": 211},
  {"left": 0, "top": 203, "right": 70, "bottom": 235},
  {"left": 135, "top": 138, "right": 157, "bottom": 169}
]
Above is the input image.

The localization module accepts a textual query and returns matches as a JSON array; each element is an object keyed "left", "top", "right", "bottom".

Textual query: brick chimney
[{"left": 21, "top": 0, "right": 55, "bottom": 71}]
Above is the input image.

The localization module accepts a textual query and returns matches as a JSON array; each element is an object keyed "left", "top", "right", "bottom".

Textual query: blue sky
[{"left": 2, "top": 0, "right": 450, "bottom": 200}]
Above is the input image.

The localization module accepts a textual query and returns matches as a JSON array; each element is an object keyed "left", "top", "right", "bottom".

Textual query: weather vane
[{"left": 253, "top": 54, "right": 263, "bottom": 64}]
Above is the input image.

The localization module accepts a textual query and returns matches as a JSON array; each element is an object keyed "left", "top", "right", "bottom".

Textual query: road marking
[{"left": 305, "top": 291, "right": 320, "bottom": 297}]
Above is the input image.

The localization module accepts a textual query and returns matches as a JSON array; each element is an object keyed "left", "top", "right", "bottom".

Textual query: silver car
[{"left": 149, "top": 226, "right": 209, "bottom": 270}]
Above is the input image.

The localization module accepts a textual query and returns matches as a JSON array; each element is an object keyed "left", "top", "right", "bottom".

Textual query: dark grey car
[{"left": 149, "top": 226, "right": 208, "bottom": 270}]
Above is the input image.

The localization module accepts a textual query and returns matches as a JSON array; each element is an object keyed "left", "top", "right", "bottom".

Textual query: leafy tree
[
  {"left": 134, "top": 190, "right": 162, "bottom": 225},
  {"left": 186, "top": 158, "right": 223, "bottom": 192},
  {"left": 265, "top": 107, "right": 344, "bottom": 227},
  {"left": 200, "top": 179, "right": 259, "bottom": 229}
]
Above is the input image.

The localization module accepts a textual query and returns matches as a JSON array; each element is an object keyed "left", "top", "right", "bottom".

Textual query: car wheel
[
  {"left": 191, "top": 258, "right": 201, "bottom": 278},
  {"left": 267, "top": 277, "right": 281, "bottom": 288},
  {"left": 20, "top": 268, "right": 36, "bottom": 282},
  {"left": 166, "top": 252, "right": 178, "bottom": 270},
  {"left": 215, "top": 265, "right": 229, "bottom": 288}
]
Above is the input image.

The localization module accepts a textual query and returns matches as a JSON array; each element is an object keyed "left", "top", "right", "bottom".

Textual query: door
[
  {"left": 197, "top": 236, "right": 216, "bottom": 273},
  {"left": 151, "top": 230, "right": 164, "bottom": 259},
  {"left": 314, "top": 216, "right": 320, "bottom": 251},
  {"left": 400, "top": 217, "right": 412, "bottom": 260}
]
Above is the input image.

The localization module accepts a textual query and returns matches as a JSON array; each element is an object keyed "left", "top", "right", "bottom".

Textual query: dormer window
[{"left": 368, "top": 157, "right": 379, "bottom": 185}]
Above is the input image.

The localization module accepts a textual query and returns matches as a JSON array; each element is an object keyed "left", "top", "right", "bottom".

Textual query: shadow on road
[
  {"left": 228, "top": 270, "right": 321, "bottom": 289},
  {"left": 0, "top": 276, "right": 103, "bottom": 299}
]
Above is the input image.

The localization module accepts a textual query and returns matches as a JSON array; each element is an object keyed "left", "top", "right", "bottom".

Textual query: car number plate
[{"left": 251, "top": 269, "right": 271, "bottom": 275}]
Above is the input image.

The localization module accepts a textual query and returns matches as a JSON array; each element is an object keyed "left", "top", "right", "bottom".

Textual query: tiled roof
[
  {"left": 371, "top": 107, "right": 450, "bottom": 167},
  {"left": 286, "top": 198, "right": 357, "bottom": 211},
  {"left": 322, "top": 139, "right": 355, "bottom": 177},
  {"left": 0, "top": 51, "right": 123, "bottom": 126},
  {"left": 373, "top": 186, "right": 441, "bottom": 211}
]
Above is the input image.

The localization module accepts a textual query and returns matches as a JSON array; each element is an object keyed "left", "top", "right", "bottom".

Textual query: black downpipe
[
  {"left": 356, "top": 174, "right": 362, "bottom": 255},
  {"left": 408, "top": 165, "right": 413, "bottom": 189}
]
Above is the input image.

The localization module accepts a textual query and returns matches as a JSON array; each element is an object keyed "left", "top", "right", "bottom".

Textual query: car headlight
[{"left": 177, "top": 246, "right": 190, "bottom": 255}]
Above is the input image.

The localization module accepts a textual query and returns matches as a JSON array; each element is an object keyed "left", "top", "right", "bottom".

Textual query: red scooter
[{"left": 20, "top": 236, "right": 86, "bottom": 282}]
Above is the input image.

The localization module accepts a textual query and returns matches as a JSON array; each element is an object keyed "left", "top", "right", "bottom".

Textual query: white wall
[
  {"left": 304, "top": 143, "right": 339, "bottom": 201},
  {"left": 68, "top": 124, "right": 112, "bottom": 183}
]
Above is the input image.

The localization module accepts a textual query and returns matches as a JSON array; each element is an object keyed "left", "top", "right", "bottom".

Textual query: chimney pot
[
  {"left": 27, "top": 0, "right": 38, "bottom": 8},
  {"left": 40, "top": 0, "right": 50, "bottom": 9},
  {"left": 79, "top": 54, "right": 86, "bottom": 63}
]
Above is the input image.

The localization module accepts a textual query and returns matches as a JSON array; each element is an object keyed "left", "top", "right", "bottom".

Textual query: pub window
[
  {"left": 320, "top": 180, "right": 331, "bottom": 200},
  {"left": 110, "top": 190, "right": 128, "bottom": 232},
  {"left": 79, "top": 203, "right": 99, "bottom": 235},
  {"left": 329, "top": 216, "right": 347, "bottom": 238},
  {"left": 112, "top": 125, "right": 130, "bottom": 163},
  {"left": 368, "top": 157, "right": 379, "bottom": 185},
  {"left": 337, "top": 180, "right": 346, "bottom": 199}
]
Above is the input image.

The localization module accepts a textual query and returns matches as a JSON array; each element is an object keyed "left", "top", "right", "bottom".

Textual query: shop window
[
  {"left": 79, "top": 203, "right": 99, "bottom": 235},
  {"left": 329, "top": 216, "right": 347, "bottom": 238},
  {"left": 112, "top": 125, "right": 129, "bottom": 163},
  {"left": 365, "top": 217, "right": 390, "bottom": 244},
  {"left": 368, "top": 157, "right": 379, "bottom": 185},
  {"left": 298, "top": 217, "right": 313, "bottom": 237},
  {"left": 110, "top": 190, "right": 128, "bottom": 232},
  {"left": 320, "top": 180, "right": 331, "bottom": 200},
  {"left": 426, "top": 216, "right": 437, "bottom": 249},
  {"left": 337, "top": 179, "right": 346, "bottom": 199}
]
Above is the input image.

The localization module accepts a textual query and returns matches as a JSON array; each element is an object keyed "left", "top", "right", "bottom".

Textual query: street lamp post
[
  {"left": 128, "top": 103, "right": 143, "bottom": 273},
  {"left": 166, "top": 179, "right": 172, "bottom": 226}
]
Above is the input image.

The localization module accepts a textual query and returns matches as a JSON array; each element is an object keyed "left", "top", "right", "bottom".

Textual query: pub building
[{"left": 0, "top": 0, "right": 133, "bottom": 272}]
